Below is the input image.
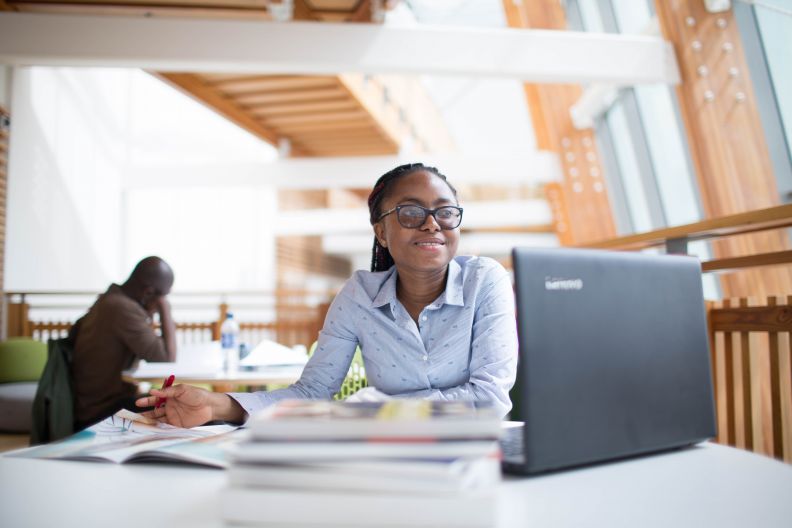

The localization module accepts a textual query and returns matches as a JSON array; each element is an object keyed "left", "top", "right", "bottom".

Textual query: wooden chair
[{"left": 708, "top": 296, "right": 792, "bottom": 462}]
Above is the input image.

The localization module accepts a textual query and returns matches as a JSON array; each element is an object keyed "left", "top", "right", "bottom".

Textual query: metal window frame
[
  {"left": 567, "top": 0, "right": 634, "bottom": 234},
  {"left": 734, "top": 1, "right": 792, "bottom": 205}
]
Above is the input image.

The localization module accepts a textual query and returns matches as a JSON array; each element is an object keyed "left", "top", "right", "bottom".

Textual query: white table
[
  {"left": 121, "top": 363, "right": 305, "bottom": 386},
  {"left": 2, "top": 442, "right": 791, "bottom": 527},
  {"left": 121, "top": 340, "right": 306, "bottom": 387}
]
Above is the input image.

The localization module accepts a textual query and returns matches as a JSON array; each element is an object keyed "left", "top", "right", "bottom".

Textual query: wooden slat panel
[
  {"left": 264, "top": 109, "right": 370, "bottom": 126},
  {"left": 301, "top": 145, "right": 396, "bottom": 156},
  {"left": 156, "top": 72, "right": 280, "bottom": 145},
  {"left": 247, "top": 99, "right": 359, "bottom": 117},
  {"left": 707, "top": 301, "right": 720, "bottom": 443},
  {"left": 723, "top": 299, "right": 736, "bottom": 446},
  {"left": 234, "top": 88, "right": 346, "bottom": 105},
  {"left": 784, "top": 295, "right": 792, "bottom": 463},
  {"left": 714, "top": 322, "right": 727, "bottom": 445},
  {"left": 209, "top": 75, "right": 339, "bottom": 94},
  {"left": 739, "top": 297, "right": 754, "bottom": 451},
  {"left": 293, "top": 135, "right": 390, "bottom": 147},
  {"left": 710, "top": 296, "right": 792, "bottom": 461},
  {"left": 768, "top": 296, "right": 784, "bottom": 459},
  {"left": 710, "top": 305, "right": 792, "bottom": 333},
  {"left": 290, "top": 128, "right": 384, "bottom": 140},
  {"left": 276, "top": 120, "right": 377, "bottom": 133}
]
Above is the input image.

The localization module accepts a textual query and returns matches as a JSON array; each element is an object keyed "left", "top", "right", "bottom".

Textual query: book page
[{"left": 10, "top": 410, "right": 237, "bottom": 466}]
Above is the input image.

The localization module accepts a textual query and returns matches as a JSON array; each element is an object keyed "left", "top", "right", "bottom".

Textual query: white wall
[
  {"left": 5, "top": 66, "right": 278, "bottom": 292},
  {"left": 124, "top": 185, "right": 277, "bottom": 291},
  {"left": 6, "top": 67, "right": 127, "bottom": 289}
]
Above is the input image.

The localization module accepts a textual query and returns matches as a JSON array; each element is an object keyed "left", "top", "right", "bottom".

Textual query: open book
[{"left": 11, "top": 409, "right": 239, "bottom": 468}]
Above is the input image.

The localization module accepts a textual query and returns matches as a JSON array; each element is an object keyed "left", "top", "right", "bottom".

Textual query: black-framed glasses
[{"left": 378, "top": 204, "right": 463, "bottom": 230}]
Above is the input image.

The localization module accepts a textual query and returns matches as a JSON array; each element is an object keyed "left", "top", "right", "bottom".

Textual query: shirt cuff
[{"left": 227, "top": 391, "right": 273, "bottom": 425}]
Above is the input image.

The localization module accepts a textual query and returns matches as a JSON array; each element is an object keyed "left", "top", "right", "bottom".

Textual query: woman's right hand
[{"left": 135, "top": 384, "right": 245, "bottom": 428}]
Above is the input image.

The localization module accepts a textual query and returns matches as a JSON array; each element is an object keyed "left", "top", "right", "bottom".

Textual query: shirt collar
[
  {"left": 369, "top": 258, "right": 464, "bottom": 309},
  {"left": 437, "top": 258, "right": 464, "bottom": 307},
  {"left": 371, "top": 267, "right": 398, "bottom": 308}
]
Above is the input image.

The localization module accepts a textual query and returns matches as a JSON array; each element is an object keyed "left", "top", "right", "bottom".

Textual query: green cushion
[{"left": 0, "top": 338, "right": 48, "bottom": 383}]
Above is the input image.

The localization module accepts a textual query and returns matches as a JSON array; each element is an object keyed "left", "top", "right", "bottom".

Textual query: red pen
[{"left": 154, "top": 374, "right": 175, "bottom": 408}]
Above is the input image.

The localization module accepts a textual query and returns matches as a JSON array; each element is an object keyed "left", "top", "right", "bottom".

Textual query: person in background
[
  {"left": 137, "top": 163, "right": 517, "bottom": 426},
  {"left": 71, "top": 256, "right": 177, "bottom": 429}
]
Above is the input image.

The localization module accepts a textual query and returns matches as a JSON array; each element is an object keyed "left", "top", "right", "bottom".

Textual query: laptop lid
[{"left": 505, "top": 248, "right": 716, "bottom": 474}]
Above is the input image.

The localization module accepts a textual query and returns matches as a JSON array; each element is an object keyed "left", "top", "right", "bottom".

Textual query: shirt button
[
  {"left": 422, "top": 355, "right": 428, "bottom": 361},
  {"left": 421, "top": 315, "right": 428, "bottom": 322}
]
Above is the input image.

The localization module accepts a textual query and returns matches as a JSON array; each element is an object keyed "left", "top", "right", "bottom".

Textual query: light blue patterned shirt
[{"left": 230, "top": 256, "right": 518, "bottom": 418}]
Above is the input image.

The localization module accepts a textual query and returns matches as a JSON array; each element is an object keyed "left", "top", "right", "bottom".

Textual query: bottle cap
[{"left": 226, "top": 312, "right": 234, "bottom": 319}]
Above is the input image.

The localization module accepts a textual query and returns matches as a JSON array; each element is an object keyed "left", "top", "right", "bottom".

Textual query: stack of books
[{"left": 221, "top": 399, "right": 503, "bottom": 528}]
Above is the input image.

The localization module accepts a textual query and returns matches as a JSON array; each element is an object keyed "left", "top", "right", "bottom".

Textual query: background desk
[
  {"left": 122, "top": 364, "right": 304, "bottom": 386},
  {"left": 2, "top": 442, "right": 791, "bottom": 527},
  {"left": 121, "top": 340, "right": 306, "bottom": 387}
]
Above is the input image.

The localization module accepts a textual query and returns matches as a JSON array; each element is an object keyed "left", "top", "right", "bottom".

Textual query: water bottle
[{"left": 221, "top": 312, "right": 240, "bottom": 372}]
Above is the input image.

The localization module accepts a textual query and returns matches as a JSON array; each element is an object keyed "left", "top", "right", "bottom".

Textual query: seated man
[{"left": 71, "top": 256, "right": 177, "bottom": 429}]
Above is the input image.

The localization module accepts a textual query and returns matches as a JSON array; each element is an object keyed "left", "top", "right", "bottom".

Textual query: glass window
[
  {"left": 610, "top": 0, "right": 652, "bottom": 33},
  {"left": 754, "top": 1, "right": 792, "bottom": 174},
  {"left": 633, "top": 85, "right": 702, "bottom": 225},
  {"left": 577, "top": 0, "right": 606, "bottom": 32},
  {"left": 604, "top": 100, "right": 654, "bottom": 232}
]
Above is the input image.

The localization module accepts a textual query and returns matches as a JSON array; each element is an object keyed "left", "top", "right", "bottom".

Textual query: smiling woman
[{"left": 137, "top": 163, "right": 519, "bottom": 425}]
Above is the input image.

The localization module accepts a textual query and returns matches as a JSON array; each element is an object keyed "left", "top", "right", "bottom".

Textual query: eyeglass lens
[{"left": 397, "top": 205, "right": 461, "bottom": 229}]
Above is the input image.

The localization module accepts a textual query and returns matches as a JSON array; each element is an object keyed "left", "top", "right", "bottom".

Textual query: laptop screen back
[{"left": 509, "top": 248, "right": 716, "bottom": 473}]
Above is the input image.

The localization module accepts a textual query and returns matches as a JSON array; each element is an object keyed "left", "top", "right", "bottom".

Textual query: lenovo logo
[{"left": 544, "top": 277, "right": 583, "bottom": 291}]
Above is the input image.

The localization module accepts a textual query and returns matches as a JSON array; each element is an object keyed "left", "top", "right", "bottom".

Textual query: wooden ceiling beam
[
  {"left": 264, "top": 110, "right": 369, "bottom": 126},
  {"left": 155, "top": 72, "right": 280, "bottom": 146},
  {"left": 291, "top": 131, "right": 390, "bottom": 143},
  {"left": 290, "top": 129, "right": 383, "bottom": 139},
  {"left": 295, "top": 145, "right": 396, "bottom": 157},
  {"left": 246, "top": 99, "right": 359, "bottom": 116},
  {"left": 271, "top": 120, "right": 375, "bottom": 133},
  {"left": 209, "top": 76, "right": 339, "bottom": 94},
  {"left": 233, "top": 87, "right": 345, "bottom": 105}
]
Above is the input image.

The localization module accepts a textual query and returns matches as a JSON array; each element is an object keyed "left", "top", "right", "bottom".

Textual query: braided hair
[{"left": 367, "top": 163, "right": 458, "bottom": 272}]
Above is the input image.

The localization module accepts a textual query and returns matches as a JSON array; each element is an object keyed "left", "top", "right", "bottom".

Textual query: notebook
[{"left": 502, "top": 248, "right": 716, "bottom": 474}]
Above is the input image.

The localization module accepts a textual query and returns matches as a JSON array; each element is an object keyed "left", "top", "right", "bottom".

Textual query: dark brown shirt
[{"left": 72, "top": 284, "right": 169, "bottom": 426}]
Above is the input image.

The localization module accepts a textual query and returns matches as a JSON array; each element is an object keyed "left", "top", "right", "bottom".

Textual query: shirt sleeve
[
  {"left": 229, "top": 287, "right": 360, "bottom": 419},
  {"left": 392, "top": 264, "right": 518, "bottom": 418},
  {"left": 113, "top": 301, "right": 169, "bottom": 362}
]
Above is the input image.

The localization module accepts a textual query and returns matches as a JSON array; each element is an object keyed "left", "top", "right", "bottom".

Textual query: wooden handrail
[
  {"left": 578, "top": 204, "right": 792, "bottom": 273},
  {"left": 580, "top": 204, "right": 792, "bottom": 251}
]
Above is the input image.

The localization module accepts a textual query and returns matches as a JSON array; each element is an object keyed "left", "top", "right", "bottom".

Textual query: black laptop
[{"left": 502, "top": 248, "right": 717, "bottom": 474}]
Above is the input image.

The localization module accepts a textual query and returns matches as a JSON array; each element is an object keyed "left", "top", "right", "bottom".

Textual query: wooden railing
[
  {"left": 4, "top": 290, "right": 335, "bottom": 350},
  {"left": 580, "top": 205, "right": 792, "bottom": 463},
  {"left": 581, "top": 204, "right": 792, "bottom": 272}
]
